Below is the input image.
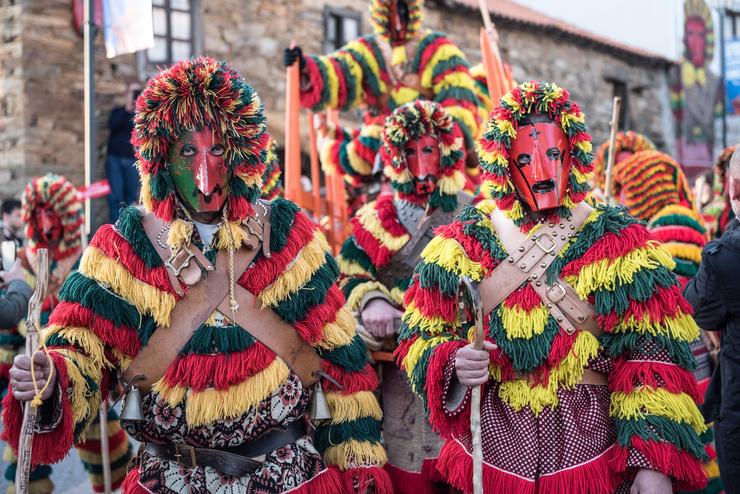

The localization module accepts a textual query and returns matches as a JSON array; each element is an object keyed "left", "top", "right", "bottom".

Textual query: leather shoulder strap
[{"left": 478, "top": 203, "right": 600, "bottom": 336}]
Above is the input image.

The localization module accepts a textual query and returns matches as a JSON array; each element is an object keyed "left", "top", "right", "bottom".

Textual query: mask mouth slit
[{"left": 532, "top": 179, "right": 555, "bottom": 194}]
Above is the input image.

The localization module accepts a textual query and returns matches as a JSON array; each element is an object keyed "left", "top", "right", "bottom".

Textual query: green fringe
[
  {"left": 592, "top": 266, "right": 676, "bottom": 316},
  {"left": 316, "top": 334, "right": 368, "bottom": 372},
  {"left": 340, "top": 236, "right": 376, "bottom": 276},
  {"left": 4, "top": 463, "right": 52, "bottom": 482},
  {"left": 650, "top": 213, "right": 706, "bottom": 233},
  {"left": 410, "top": 32, "right": 446, "bottom": 73},
  {"left": 150, "top": 169, "right": 173, "bottom": 201},
  {"left": 600, "top": 332, "right": 696, "bottom": 370},
  {"left": 674, "top": 259, "right": 699, "bottom": 278},
  {"left": 416, "top": 260, "right": 460, "bottom": 297},
  {"left": 179, "top": 324, "right": 256, "bottom": 355},
  {"left": 269, "top": 198, "right": 300, "bottom": 253},
  {"left": 344, "top": 45, "right": 382, "bottom": 100},
  {"left": 488, "top": 307, "right": 560, "bottom": 373},
  {"left": 115, "top": 206, "right": 163, "bottom": 268},
  {"left": 615, "top": 416, "right": 708, "bottom": 461},
  {"left": 59, "top": 272, "right": 142, "bottom": 331},
  {"left": 429, "top": 189, "right": 458, "bottom": 213},
  {"left": 272, "top": 253, "right": 338, "bottom": 324},
  {"left": 314, "top": 416, "right": 382, "bottom": 454},
  {"left": 80, "top": 445, "right": 133, "bottom": 475},
  {"left": 431, "top": 56, "right": 470, "bottom": 82}
]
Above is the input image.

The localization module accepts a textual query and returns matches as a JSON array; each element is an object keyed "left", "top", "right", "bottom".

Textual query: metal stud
[
  {"left": 548, "top": 222, "right": 554, "bottom": 227},
  {"left": 559, "top": 224, "right": 565, "bottom": 229},
  {"left": 560, "top": 235, "right": 566, "bottom": 241},
  {"left": 540, "top": 262, "right": 547, "bottom": 269},
  {"left": 518, "top": 246, "right": 525, "bottom": 252},
  {"left": 557, "top": 316, "right": 563, "bottom": 323},
  {"left": 550, "top": 251, "right": 556, "bottom": 256},
  {"left": 508, "top": 257, "right": 515, "bottom": 264},
  {"left": 535, "top": 281, "right": 542, "bottom": 287},
  {"left": 547, "top": 303, "right": 553, "bottom": 309},
  {"left": 570, "top": 224, "right": 575, "bottom": 230},
  {"left": 577, "top": 315, "right": 586, "bottom": 322},
  {"left": 531, "top": 273, "right": 538, "bottom": 280},
  {"left": 520, "top": 263, "right": 527, "bottom": 269}
]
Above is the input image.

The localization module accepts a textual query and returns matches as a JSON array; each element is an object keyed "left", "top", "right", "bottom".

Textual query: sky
[{"left": 511, "top": 0, "right": 686, "bottom": 61}]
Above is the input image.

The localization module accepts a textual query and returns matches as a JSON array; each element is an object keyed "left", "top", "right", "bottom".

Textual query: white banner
[{"left": 102, "top": 0, "right": 154, "bottom": 59}]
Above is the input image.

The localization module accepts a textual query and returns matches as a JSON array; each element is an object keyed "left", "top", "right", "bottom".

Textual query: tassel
[{"left": 391, "top": 45, "right": 407, "bottom": 66}]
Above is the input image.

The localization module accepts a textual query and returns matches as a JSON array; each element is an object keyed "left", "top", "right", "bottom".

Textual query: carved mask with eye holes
[
  {"left": 508, "top": 115, "right": 572, "bottom": 212},
  {"left": 404, "top": 134, "right": 441, "bottom": 197}
]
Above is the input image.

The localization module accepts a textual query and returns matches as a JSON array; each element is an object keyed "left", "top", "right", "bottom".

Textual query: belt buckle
[
  {"left": 165, "top": 245, "right": 197, "bottom": 277},
  {"left": 534, "top": 233, "right": 556, "bottom": 254},
  {"left": 173, "top": 443, "right": 197, "bottom": 469},
  {"left": 546, "top": 282, "right": 567, "bottom": 304}
]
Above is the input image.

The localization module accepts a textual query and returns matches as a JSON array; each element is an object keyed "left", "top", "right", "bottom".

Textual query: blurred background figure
[
  {"left": 105, "top": 82, "right": 141, "bottom": 222},
  {"left": 0, "top": 199, "right": 23, "bottom": 248}
]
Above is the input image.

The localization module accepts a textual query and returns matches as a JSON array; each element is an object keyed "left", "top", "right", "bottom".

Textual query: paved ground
[{"left": 0, "top": 448, "right": 98, "bottom": 494}]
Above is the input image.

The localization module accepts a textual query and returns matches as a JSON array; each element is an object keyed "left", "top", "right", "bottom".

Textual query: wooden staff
[
  {"left": 308, "top": 112, "right": 323, "bottom": 218},
  {"left": 458, "top": 276, "right": 485, "bottom": 494},
  {"left": 15, "top": 249, "right": 49, "bottom": 493},
  {"left": 285, "top": 41, "right": 302, "bottom": 203},
  {"left": 478, "top": 0, "right": 511, "bottom": 100},
  {"left": 603, "top": 96, "right": 622, "bottom": 204}
]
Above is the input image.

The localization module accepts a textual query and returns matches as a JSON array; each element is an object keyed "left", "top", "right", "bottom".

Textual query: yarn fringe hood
[
  {"left": 381, "top": 100, "right": 466, "bottom": 211},
  {"left": 592, "top": 131, "right": 655, "bottom": 192},
  {"left": 477, "top": 80, "right": 594, "bottom": 231},
  {"left": 22, "top": 173, "right": 83, "bottom": 260},
  {"left": 132, "top": 57, "right": 269, "bottom": 225},
  {"left": 369, "top": 0, "right": 423, "bottom": 43}
]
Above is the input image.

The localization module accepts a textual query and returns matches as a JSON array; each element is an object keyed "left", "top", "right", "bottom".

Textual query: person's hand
[
  {"left": 630, "top": 469, "right": 672, "bottom": 494},
  {"left": 361, "top": 298, "right": 403, "bottom": 339},
  {"left": 1, "top": 260, "right": 25, "bottom": 284},
  {"left": 10, "top": 352, "right": 56, "bottom": 402},
  {"left": 283, "top": 46, "right": 305, "bottom": 70},
  {"left": 455, "top": 341, "right": 497, "bottom": 387}
]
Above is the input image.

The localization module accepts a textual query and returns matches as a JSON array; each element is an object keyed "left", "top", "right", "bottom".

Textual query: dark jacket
[
  {"left": 684, "top": 218, "right": 740, "bottom": 492},
  {"left": 107, "top": 106, "right": 135, "bottom": 158},
  {"left": 0, "top": 279, "right": 32, "bottom": 328}
]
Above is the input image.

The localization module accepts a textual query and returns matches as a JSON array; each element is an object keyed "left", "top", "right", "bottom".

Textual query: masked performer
[
  {"left": 397, "top": 81, "right": 708, "bottom": 493},
  {"left": 701, "top": 145, "right": 737, "bottom": 239},
  {"left": 3, "top": 58, "right": 390, "bottom": 494},
  {"left": 591, "top": 130, "right": 656, "bottom": 201},
  {"left": 338, "top": 100, "right": 467, "bottom": 493},
  {"left": 285, "top": 0, "right": 483, "bottom": 206},
  {"left": 0, "top": 174, "right": 133, "bottom": 493}
]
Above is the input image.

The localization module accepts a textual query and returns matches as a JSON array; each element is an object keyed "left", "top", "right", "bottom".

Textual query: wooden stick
[
  {"left": 308, "top": 112, "right": 322, "bottom": 217},
  {"left": 99, "top": 404, "right": 112, "bottom": 494},
  {"left": 603, "top": 96, "right": 622, "bottom": 204},
  {"left": 458, "top": 276, "right": 485, "bottom": 494},
  {"left": 15, "top": 249, "right": 49, "bottom": 494}
]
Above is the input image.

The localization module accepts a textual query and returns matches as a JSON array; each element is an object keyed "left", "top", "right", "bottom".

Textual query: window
[
  {"left": 323, "top": 6, "right": 361, "bottom": 53},
  {"left": 609, "top": 79, "right": 630, "bottom": 131},
  {"left": 147, "top": 0, "right": 195, "bottom": 65}
]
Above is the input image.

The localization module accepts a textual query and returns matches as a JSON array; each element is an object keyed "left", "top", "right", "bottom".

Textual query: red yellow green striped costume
[
  {"left": 397, "top": 81, "right": 708, "bottom": 493},
  {"left": 2, "top": 58, "right": 389, "bottom": 494},
  {"left": 261, "top": 136, "right": 284, "bottom": 201},
  {"left": 592, "top": 131, "right": 656, "bottom": 194},
  {"left": 302, "top": 0, "right": 483, "bottom": 187}
]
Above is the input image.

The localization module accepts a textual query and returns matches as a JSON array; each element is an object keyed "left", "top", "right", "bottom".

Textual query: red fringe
[
  {"left": 613, "top": 438, "right": 707, "bottom": 491},
  {"left": 342, "top": 465, "right": 394, "bottom": 494},
  {"left": 152, "top": 194, "right": 176, "bottom": 222},
  {"left": 425, "top": 340, "right": 470, "bottom": 438},
  {"left": 293, "top": 285, "right": 345, "bottom": 344},
  {"left": 329, "top": 58, "right": 348, "bottom": 108},
  {"left": 298, "top": 56, "right": 325, "bottom": 110},
  {"left": 49, "top": 302, "right": 141, "bottom": 357},
  {"left": 323, "top": 362, "right": 378, "bottom": 395},
  {"left": 376, "top": 195, "right": 410, "bottom": 237},
  {"left": 91, "top": 225, "right": 177, "bottom": 295},
  {"left": 121, "top": 468, "right": 149, "bottom": 494},
  {"left": 351, "top": 216, "right": 394, "bottom": 267},
  {"left": 538, "top": 445, "right": 622, "bottom": 494},
  {"left": 228, "top": 194, "right": 253, "bottom": 222},
  {"left": 75, "top": 425, "right": 128, "bottom": 453},
  {"left": 436, "top": 439, "right": 535, "bottom": 494},
  {"left": 287, "top": 466, "right": 345, "bottom": 493},
  {"left": 504, "top": 283, "right": 545, "bottom": 311},
  {"left": 561, "top": 223, "right": 653, "bottom": 277},
  {"left": 404, "top": 283, "right": 457, "bottom": 322},
  {"left": 651, "top": 225, "right": 707, "bottom": 247},
  {"left": 1, "top": 352, "right": 74, "bottom": 466},
  {"left": 435, "top": 220, "right": 497, "bottom": 273},
  {"left": 384, "top": 459, "right": 443, "bottom": 494},
  {"left": 418, "top": 37, "right": 450, "bottom": 73},
  {"left": 609, "top": 359, "right": 702, "bottom": 403},
  {"left": 598, "top": 284, "right": 692, "bottom": 333},
  {"left": 239, "top": 210, "right": 316, "bottom": 294},
  {"left": 163, "top": 344, "right": 276, "bottom": 390}
]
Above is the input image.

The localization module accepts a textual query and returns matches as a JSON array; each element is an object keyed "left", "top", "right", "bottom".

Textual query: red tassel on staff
[{"left": 285, "top": 41, "right": 301, "bottom": 203}]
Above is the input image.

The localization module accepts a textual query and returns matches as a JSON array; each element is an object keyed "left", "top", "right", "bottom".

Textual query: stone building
[{"left": 0, "top": 0, "right": 675, "bottom": 224}]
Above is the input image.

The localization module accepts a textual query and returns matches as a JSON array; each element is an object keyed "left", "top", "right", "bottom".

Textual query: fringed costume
[
  {"left": 591, "top": 131, "right": 655, "bottom": 198},
  {"left": 2, "top": 58, "right": 389, "bottom": 494},
  {"left": 301, "top": 0, "right": 483, "bottom": 200},
  {"left": 260, "top": 137, "right": 284, "bottom": 201},
  {"left": 396, "top": 81, "right": 708, "bottom": 493},
  {"left": 610, "top": 150, "right": 724, "bottom": 494},
  {"left": 1, "top": 173, "right": 132, "bottom": 494},
  {"left": 338, "top": 100, "right": 467, "bottom": 493}
]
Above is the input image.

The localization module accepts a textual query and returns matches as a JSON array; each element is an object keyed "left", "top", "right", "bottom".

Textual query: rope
[
  {"left": 222, "top": 206, "right": 239, "bottom": 318},
  {"left": 30, "top": 326, "right": 54, "bottom": 408}
]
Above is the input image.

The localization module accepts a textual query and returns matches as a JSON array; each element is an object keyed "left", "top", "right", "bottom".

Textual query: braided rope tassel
[{"left": 222, "top": 206, "right": 239, "bottom": 318}]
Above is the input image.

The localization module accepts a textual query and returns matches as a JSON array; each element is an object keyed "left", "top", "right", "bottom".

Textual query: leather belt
[{"left": 142, "top": 420, "right": 307, "bottom": 477}]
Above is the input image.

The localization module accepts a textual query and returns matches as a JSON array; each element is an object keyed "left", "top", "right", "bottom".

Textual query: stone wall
[{"left": 0, "top": 0, "right": 676, "bottom": 222}]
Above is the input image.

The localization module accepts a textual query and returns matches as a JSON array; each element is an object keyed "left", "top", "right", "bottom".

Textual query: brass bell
[
  {"left": 119, "top": 384, "right": 145, "bottom": 423},
  {"left": 309, "top": 381, "right": 332, "bottom": 421}
]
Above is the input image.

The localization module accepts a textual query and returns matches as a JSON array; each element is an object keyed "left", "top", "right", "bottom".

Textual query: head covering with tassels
[
  {"left": 260, "top": 136, "right": 284, "bottom": 201},
  {"left": 132, "top": 57, "right": 269, "bottom": 226},
  {"left": 612, "top": 150, "right": 694, "bottom": 222},
  {"left": 22, "top": 173, "right": 83, "bottom": 261},
  {"left": 369, "top": 0, "right": 423, "bottom": 43},
  {"left": 592, "top": 131, "right": 655, "bottom": 192},
  {"left": 477, "top": 80, "right": 594, "bottom": 231},
  {"left": 380, "top": 100, "right": 465, "bottom": 212}
]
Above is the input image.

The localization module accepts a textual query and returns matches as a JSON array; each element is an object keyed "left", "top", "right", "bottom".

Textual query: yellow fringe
[
  {"left": 390, "top": 86, "right": 419, "bottom": 105},
  {"left": 498, "top": 331, "right": 600, "bottom": 415},
  {"left": 610, "top": 388, "right": 707, "bottom": 435},
  {"left": 6, "top": 478, "right": 55, "bottom": 494},
  {"left": 85, "top": 464, "right": 129, "bottom": 490},
  {"left": 357, "top": 204, "right": 410, "bottom": 252},
  {"left": 139, "top": 171, "right": 153, "bottom": 212},
  {"left": 76, "top": 434, "right": 130, "bottom": 464},
  {"left": 389, "top": 287, "right": 405, "bottom": 306},
  {"left": 651, "top": 204, "right": 703, "bottom": 223},
  {"left": 336, "top": 52, "right": 364, "bottom": 105},
  {"left": 499, "top": 303, "right": 549, "bottom": 339},
  {"left": 565, "top": 242, "right": 675, "bottom": 298},
  {"left": 402, "top": 335, "right": 454, "bottom": 393},
  {"left": 327, "top": 390, "right": 383, "bottom": 424},
  {"left": 3, "top": 444, "right": 16, "bottom": 462},
  {"left": 338, "top": 256, "right": 372, "bottom": 278},
  {"left": 346, "top": 139, "right": 374, "bottom": 177},
  {"left": 345, "top": 280, "right": 394, "bottom": 312},
  {"left": 259, "top": 231, "right": 329, "bottom": 308},
  {"left": 438, "top": 170, "right": 467, "bottom": 195},
  {"left": 403, "top": 303, "right": 457, "bottom": 335},
  {"left": 663, "top": 242, "right": 703, "bottom": 264},
  {"left": 323, "top": 57, "right": 340, "bottom": 109},
  {"left": 181, "top": 358, "right": 290, "bottom": 427},
  {"left": 421, "top": 236, "right": 484, "bottom": 280},
  {"left": 323, "top": 440, "right": 387, "bottom": 470},
  {"left": 316, "top": 307, "right": 357, "bottom": 350},
  {"left": 613, "top": 311, "right": 700, "bottom": 342},
  {"left": 79, "top": 246, "right": 176, "bottom": 328},
  {"left": 215, "top": 221, "right": 249, "bottom": 251},
  {"left": 0, "top": 347, "right": 16, "bottom": 365},
  {"left": 56, "top": 350, "right": 98, "bottom": 424},
  {"left": 43, "top": 325, "right": 112, "bottom": 372},
  {"left": 167, "top": 219, "right": 193, "bottom": 250}
]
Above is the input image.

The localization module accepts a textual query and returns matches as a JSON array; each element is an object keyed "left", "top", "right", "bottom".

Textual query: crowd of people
[{"left": 0, "top": 1, "right": 737, "bottom": 493}]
